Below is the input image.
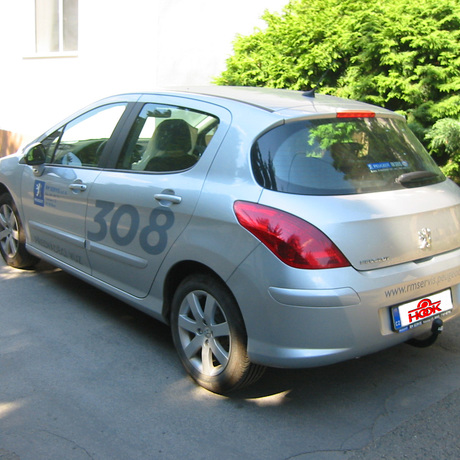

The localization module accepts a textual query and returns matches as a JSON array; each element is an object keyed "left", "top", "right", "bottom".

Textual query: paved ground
[{"left": 0, "top": 260, "right": 459, "bottom": 459}]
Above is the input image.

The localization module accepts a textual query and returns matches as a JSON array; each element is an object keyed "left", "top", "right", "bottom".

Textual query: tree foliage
[
  {"left": 426, "top": 118, "right": 460, "bottom": 181},
  {"left": 215, "top": 0, "right": 460, "bottom": 181}
]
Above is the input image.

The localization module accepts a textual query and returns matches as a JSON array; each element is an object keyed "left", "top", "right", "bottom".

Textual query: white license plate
[{"left": 391, "top": 289, "right": 453, "bottom": 332}]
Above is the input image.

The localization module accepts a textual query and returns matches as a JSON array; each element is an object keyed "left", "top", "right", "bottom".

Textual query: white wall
[{"left": 0, "top": 0, "right": 287, "bottom": 142}]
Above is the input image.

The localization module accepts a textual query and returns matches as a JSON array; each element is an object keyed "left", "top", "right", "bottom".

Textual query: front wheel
[
  {"left": 0, "top": 193, "right": 39, "bottom": 269},
  {"left": 171, "top": 274, "right": 265, "bottom": 393}
]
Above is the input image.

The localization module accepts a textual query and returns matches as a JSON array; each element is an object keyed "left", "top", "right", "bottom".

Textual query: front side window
[
  {"left": 35, "top": 0, "right": 78, "bottom": 54},
  {"left": 252, "top": 116, "right": 445, "bottom": 195},
  {"left": 116, "top": 103, "right": 219, "bottom": 172},
  {"left": 43, "top": 104, "right": 127, "bottom": 167}
]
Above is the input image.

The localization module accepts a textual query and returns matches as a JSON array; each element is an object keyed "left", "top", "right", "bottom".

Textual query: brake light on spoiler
[{"left": 337, "top": 111, "right": 375, "bottom": 118}]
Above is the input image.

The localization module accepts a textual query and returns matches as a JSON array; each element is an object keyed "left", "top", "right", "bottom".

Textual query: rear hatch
[{"left": 252, "top": 114, "right": 460, "bottom": 270}]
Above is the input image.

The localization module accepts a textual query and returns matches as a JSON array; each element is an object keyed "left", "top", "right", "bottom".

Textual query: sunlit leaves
[
  {"left": 215, "top": 0, "right": 460, "bottom": 182},
  {"left": 216, "top": 0, "right": 460, "bottom": 126}
]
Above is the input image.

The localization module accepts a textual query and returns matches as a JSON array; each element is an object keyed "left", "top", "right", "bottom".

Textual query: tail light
[{"left": 233, "top": 201, "right": 350, "bottom": 270}]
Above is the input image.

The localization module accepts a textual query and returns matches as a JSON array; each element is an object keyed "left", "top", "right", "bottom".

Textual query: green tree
[
  {"left": 216, "top": 0, "right": 460, "bottom": 181},
  {"left": 426, "top": 118, "right": 460, "bottom": 183}
]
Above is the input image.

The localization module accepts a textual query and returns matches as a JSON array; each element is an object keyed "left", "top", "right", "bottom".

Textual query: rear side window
[
  {"left": 116, "top": 103, "right": 219, "bottom": 172},
  {"left": 252, "top": 117, "right": 445, "bottom": 195}
]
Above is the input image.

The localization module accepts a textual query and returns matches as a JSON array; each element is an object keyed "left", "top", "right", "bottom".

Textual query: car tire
[
  {"left": 171, "top": 273, "right": 265, "bottom": 393},
  {"left": 0, "top": 193, "right": 39, "bottom": 269}
]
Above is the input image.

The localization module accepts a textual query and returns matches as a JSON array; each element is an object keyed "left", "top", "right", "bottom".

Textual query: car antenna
[{"left": 302, "top": 68, "right": 330, "bottom": 98}]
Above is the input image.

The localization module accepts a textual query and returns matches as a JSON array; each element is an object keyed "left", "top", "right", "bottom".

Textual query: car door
[
  {"left": 20, "top": 102, "right": 129, "bottom": 273},
  {"left": 85, "top": 97, "right": 230, "bottom": 297}
]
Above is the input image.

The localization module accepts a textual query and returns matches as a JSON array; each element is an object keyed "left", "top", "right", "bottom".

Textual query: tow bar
[{"left": 406, "top": 318, "right": 444, "bottom": 348}]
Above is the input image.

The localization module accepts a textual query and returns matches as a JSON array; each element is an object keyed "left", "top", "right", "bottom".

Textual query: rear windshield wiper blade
[{"left": 396, "top": 171, "right": 441, "bottom": 188}]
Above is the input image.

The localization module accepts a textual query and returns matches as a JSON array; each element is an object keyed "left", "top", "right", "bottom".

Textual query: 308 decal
[{"left": 87, "top": 199, "right": 175, "bottom": 255}]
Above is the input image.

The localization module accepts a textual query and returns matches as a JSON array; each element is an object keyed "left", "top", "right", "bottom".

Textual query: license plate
[{"left": 391, "top": 289, "right": 453, "bottom": 333}]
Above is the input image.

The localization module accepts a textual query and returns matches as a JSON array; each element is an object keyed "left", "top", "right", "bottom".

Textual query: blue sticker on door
[{"left": 34, "top": 180, "right": 45, "bottom": 207}]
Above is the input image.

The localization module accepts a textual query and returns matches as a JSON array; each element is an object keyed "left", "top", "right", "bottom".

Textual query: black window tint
[{"left": 252, "top": 117, "right": 445, "bottom": 195}]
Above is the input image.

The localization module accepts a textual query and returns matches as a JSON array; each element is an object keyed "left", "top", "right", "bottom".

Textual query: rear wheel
[
  {"left": 0, "top": 193, "right": 39, "bottom": 268},
  {"left": 171, "top": 274, "right": 265, "bottom": 393}
]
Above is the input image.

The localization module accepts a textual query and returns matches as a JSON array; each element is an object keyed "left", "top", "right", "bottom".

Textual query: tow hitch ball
[{"left": 406, "top": 318, "right": 444, "bottom": 348}]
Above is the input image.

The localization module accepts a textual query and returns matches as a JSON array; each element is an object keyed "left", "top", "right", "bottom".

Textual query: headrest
[{"left": 154, "top": 119, "right": 192, "bottom": 153}]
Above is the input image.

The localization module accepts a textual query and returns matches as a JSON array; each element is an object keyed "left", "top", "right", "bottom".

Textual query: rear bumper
[{"left": 227, "top": 246, "right": 460, "bottom": 368}]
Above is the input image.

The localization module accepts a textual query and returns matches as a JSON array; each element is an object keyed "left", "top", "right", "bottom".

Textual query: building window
[{"left": 35, "top": 0, "right": 78, "bottom": 54}]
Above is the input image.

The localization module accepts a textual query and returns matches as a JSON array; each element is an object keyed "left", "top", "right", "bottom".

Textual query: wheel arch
[
  {"left": 0, "top": 188, "right": 39, "bottom": 268},
  {"left": 0, "top": 184, "right": 20, "bottom": 216},
  {"left": 0, "top": 183, "right": 11, "bottom": 197},
  {"left": 161, "top": 260, "right": 238, "bottom": 322}
]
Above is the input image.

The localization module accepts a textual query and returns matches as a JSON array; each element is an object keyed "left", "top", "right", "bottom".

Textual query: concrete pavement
[{"left": 1, "top": 260, "right": 459, "bottom": 459}]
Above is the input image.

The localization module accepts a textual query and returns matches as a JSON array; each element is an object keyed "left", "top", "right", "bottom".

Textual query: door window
[
  {"left": 43, "top": 103, "right": 127, "bottom": 167},
  {"left": 116, "top": 103, "right": 219, "bottom": 172}
]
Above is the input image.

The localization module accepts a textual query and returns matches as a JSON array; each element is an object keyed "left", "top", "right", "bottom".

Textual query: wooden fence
[{"left": 0, "top": 129, "right": 24, "bottom": 157}]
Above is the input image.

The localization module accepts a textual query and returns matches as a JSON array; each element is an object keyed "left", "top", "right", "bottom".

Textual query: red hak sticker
[
  {"left": 407, "top": 298, "right": 442, "bottom": 323},
  {"left": 392, "top": 289, "right": 453, "bottom": 331}
]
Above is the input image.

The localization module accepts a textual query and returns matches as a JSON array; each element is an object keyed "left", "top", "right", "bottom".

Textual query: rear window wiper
[{"left": 396, "top": 171, "right": 442, "bottom": 188}]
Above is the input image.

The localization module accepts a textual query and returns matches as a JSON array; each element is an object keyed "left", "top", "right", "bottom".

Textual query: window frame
[{"left": 32, "top": 0, "right": 79, "bottom": 58}]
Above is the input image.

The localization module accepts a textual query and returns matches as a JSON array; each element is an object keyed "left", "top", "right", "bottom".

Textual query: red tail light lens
[{"left": 234, "top": 201, "right": 350, "bottom": 270}]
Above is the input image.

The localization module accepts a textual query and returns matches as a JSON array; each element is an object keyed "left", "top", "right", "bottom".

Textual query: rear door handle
[{"left": 154, "top": 193, "right": 182, "bottom": 205}]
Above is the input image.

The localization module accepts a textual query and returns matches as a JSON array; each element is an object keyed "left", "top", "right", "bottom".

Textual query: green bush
[
  {"left": 426, "top": 118, "right": 460, "bottom": 184},
  {"left": 216, "top": 0, "right": 460, "bottom": 181}
]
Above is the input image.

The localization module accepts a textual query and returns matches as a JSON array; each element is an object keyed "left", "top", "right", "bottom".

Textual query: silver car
[{"left": 1, "top": 87, "right": 459, "bottom": 393}]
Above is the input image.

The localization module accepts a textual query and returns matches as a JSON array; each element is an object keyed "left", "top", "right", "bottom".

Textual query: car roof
[
  {"left": 44, "top": 87, "right": 403, "bottom": 144},
  {"left": 153, "top": 86, "right": 401, "bottom": 119}
]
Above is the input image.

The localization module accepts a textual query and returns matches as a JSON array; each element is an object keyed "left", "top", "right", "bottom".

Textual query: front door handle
[{"left": 69, "top": 182, "right": 87, "bottom": 192}]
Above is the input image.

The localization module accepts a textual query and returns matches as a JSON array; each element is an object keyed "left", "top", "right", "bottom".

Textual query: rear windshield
[{"left": 252, "top": 117, "right": 445, "bottom": 195}]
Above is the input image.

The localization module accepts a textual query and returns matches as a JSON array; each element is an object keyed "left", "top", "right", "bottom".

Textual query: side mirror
[{"left": 24, "top": 143, "right": 46, "bottom": 166}]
